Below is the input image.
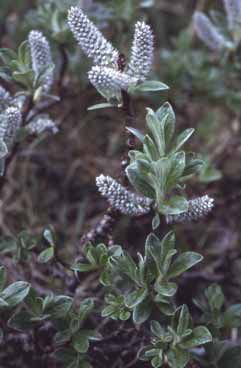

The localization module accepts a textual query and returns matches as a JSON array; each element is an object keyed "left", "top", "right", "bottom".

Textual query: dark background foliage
[{"left": 0, "top": 0, "right": 241, "bottom": 367}]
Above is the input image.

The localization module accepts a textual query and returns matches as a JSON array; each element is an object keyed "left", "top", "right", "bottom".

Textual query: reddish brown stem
[{"left": 57, "top": 44, "right": 68, "bottom": 97}]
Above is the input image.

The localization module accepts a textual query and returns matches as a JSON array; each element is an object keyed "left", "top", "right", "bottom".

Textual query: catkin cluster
[
  {"left": 193, "top": 0, "right": 241, "bottom": 51},
  {"left": 0, "top": 106, "right": 22, "bottom": 157},
  {"left": 28, "top": 30, "right": 54, "bottom": 93},
  {"left": 68, "top": 6, "right": 154, "bottom": 101},
  {"left": 96, "top": 174, "right": 152, "bottom": 216},
  {"left": 26, "top": 115, "right": 58, "bottom": 135},
  {"left": 166, "top": 195, "right": 214, "bottom": 224}
]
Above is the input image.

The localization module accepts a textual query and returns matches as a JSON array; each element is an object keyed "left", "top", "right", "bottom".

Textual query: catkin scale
[
  {"left": 223, "top": 0, "right": 241, "bottom": 31},
  {"left": 126, "top": 21, "right": 154, "bottom": 82},
  {"left": 68, "top": 7, "right": 155, "bottom": 98},
  {"left": 26, "top": 116, "right": 58, "bottom": 135},
  {"left": 0, "top": 107, "right": 22, "bottom": 152},
  {"left": 166, "top": 195, "right": 214, "bottom": 224},
  {"left": 28, "top": 30, "right": 54, "bottom": 92},
  {"left": 0, "top": 87, "right": 11, "bottom": 112},
  {"left": 68, "top": 6, "right": 119, "bottom": 68},
  {"left": 193, "top": 11, "right": 232, "bottom": 51},
  {"left": 88, "top": 66, "right": 137, "bottom": 101},
  {"left": 96, "top": 174, "right": 152, "bottom": 216}
]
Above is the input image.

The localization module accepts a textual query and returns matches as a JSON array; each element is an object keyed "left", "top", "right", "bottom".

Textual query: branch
[
  {"left": 57, "top": 44, "right": 69, "bottom": 97},
  {"left": 79, "top": 86, "right": 137, "bottom": 247}
]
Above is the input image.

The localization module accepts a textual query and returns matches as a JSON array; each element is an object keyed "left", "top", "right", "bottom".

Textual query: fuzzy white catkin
[
  {"left": 0, "top": 86, "right": 11, "bottom": 112},
  {"left": 0, "top": 107, "right": 22, "bottom": 151},
  {"left": 193, "top": 11, "right": 232, "bottom": 51},
  {"left": 28, "top": 30, "right": 54, "bottom": 92},
  {"left": 223, "top": 0, "right": 241, "bottom": 31},
  {"left": 68, "top": 6, "right": 119, "bottom": 68},
  {"left": 166, "top": 195, "right": 214, "bottom": 224},
  {"left": 96, "top": 174, "right": 152, "bottom": 216},
  {"left": 88, "top": 66, "right": 138, "bottom": 100},
  {"left": 126, "top": 21, "right": 154, "bottom": 82},
  {"left": 26, "top": 116, "right": 58, "bottom": 135}
]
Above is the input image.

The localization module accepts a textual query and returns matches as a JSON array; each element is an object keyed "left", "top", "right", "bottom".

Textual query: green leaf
[
  {"left": 143, "top": 135, "right": 159, "bottom": 161},
  {"left": 125, "top": 288, "right": 148, "bottom": 309},
  {"left": 25, "top": 288, "right": 42, "bottom": 316},
  {"left": 130, "top": 80, "right": 169, "bottom": 92},
  {"left": 205, "top": 284, "right": 224, "bottom": 312},
  {"left": 44, "top": 295, "right": 73, "bottom": 319},
  {"left": 167, "top": 252, "right": 203, "bottom": 278},
  {"left": 8, "top": 310, "right": 33, "bottom": 331},
  {"left": 43, "top": 227, "right": 55, "bottom": 246},
  {"left": 160, "top": 231, "right": 176, "bottom": 272},
  {"left": 73, "top": 332, "right": 90, "bottom": 353},
  {"left": 126, "top": 127, "right": 144, "bottom": 142},
  {"left": 151, "top": 354, "right": 163, "bottom": 368},
  {"left": 0, "top": 70, "right": 12, "bottom": 82},
  {"left": 78, "top": 298, "right": 95, "bottom": 321},
  {"left": 152, "top": 152, "right": 186, "bottom": 200},
  {"left": 158, "top": 196, "right": 188, "bottom": 216},
  {"left": 167, "top": 347, "right": 190, "bottom": 368},
  {"left": 0, "top": 297, "right": 8, "bottom": 307},
  {"left": 71, "top": 263, "right": 97, "bottom": 272},
  {"left": 223, "top": 304, "right": 241, "bottom": 328},
  {"left": 0, "top": 48, "right": 17, "bottom": 64},
  {"left": 155, "top": 281, "right": 177, "bottom": 297},
  {"left": 0, "top": 266, "right": 6, "bottom": 291},
  {"left": 182, "top": 155, "right": 203, "bottom": 179},
  {"left": 146, "top": 233, "right": 162, "bottom": 270},
  {"left": 101, "top": 305, "right": 115, "bottom": 318},
  {"left": 100, "top": 269, "right": 112, "bottom": 286},
  {"left": 166, "top": 152, "right": 186, "bottom": 189},
  {"left": 37, "top": 246, "right": 54, "bottom": 263},
  {"left": 181, "top": 326, "right": 212, "bottom": 348},
  {"left": 111, "top": 252, "right": 138, "bottom": 282},
  {"left": 126, "top": 161, "right": 155, "bottom": 198},
  {"left": 176, "top": 305, "right": 191, "bottom": 336},
  {"left": 171, "top": 128, "right": 194, "bottom": 153},
  {"left": 119, "top": 310, "right": 131, "bottom": 321},
  {"left": 146, "top": 108, "right": 165, "bottom": 156},
  {"left": 156, "top": 102, "right": 175, "bottom": 146},
  {"left": 73, "top": 330, "right": 101, "bottom": 353},
  {"left": 13, "top": 70, "right": 34, "bottom": 88},
  {"left": 146, "top": 232, "right": 176, "bottom": 276},
  {"left": 87, "top": 102, "right": 115, "bottom": 111},
  {"left": 152, "top": 213, "right": 160, "bottom": 230},
  {"left": 0, "top": 281, "right": 30, "bottom": 307},
  {"left": 137, "top": 346, "right": 155, "bottom": 361},
  {"left": 150, "top": 320, "right": 165, "bottom": 338},
  {"left": 54, "top": 329, "right": 72, "bottom": 345},
  {"left": 199, "top": 160, "right": 222, "bottom": 183},
  {"left": 156, "top": 300, "right": 176, "bottom": 316},
  {"left": 18, "top": 40, "right": 31, "bottom": 66},
  {"left": 133, "top": 297, "right": 152, "bottom": 324}
]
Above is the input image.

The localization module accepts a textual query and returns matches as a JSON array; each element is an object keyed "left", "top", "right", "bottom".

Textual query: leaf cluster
[
  {"left": 126, "top": 102, "right": 203, "bottom": 217},
  {"left": 139, "top": 305, "right": 212, "bottom": 368}
]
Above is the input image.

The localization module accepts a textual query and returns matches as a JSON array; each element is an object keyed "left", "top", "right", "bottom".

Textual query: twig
[
  {"left": 21, "top": 95, "right": 34, "bottom": 123},
  {"left": 79, "top": 79, "right": 136, "bottom": 247},
  {"left": 57, "top": 44, "right": 69, "bottom": 97},
  {"left": 0, "top": 95, "right": 34, "bottom": 194}
]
